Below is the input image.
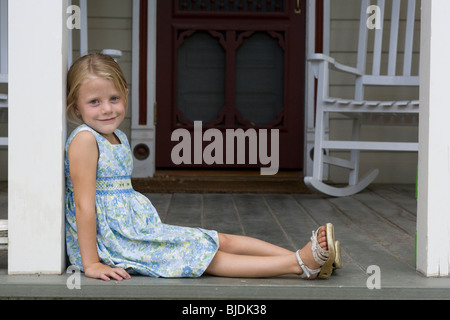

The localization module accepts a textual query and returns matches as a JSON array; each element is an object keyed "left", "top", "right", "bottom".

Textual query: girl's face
[{"left": 76, "top": 76, "right": 127, "bottom": 143}]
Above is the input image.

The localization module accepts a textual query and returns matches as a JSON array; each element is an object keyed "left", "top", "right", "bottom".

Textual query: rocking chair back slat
[
  {"left": 355, "top": 0, "right": 370, "bottom": 100},
  {"left": 387, "top": 0, "right": 401, "bottom": 76},
  {"left": 403, "top": 0, "right": 416, "bottom": 76},
  {"left": 372, "top": 0, "right": 385, "bottom": 76}
]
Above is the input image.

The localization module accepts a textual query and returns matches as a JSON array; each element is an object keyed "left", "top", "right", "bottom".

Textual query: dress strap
[{"left": 65, "top": 124, "right": 100, "bottom": 150}]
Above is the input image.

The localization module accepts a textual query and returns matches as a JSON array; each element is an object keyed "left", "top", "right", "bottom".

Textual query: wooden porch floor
[{"left": 1, "top": 183, "right": 450, "bottom": 300}]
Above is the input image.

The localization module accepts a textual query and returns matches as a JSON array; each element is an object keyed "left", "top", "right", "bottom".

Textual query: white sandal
[
  {"left": 296, "top": 250, "right": 321, "bottom": 279},
  {"left": 334, "top": 240, "right": 342, "bottom": 270},
  {"left": 296, "top": 223, "right": 339, "bottom": 279}
]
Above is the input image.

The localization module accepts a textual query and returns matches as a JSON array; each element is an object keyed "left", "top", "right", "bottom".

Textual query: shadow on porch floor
[{"left": 1, "top": 184, "right": 450, "bottom": 300}]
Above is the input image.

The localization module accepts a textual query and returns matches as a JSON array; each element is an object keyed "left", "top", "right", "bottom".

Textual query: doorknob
[{"left": 295, "top": 0, "right": 301, "bottom": 14}]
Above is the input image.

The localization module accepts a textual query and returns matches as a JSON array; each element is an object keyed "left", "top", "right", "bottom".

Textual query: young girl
[{"left": 65, "top": 53, "right": 342, "bottom": 282}]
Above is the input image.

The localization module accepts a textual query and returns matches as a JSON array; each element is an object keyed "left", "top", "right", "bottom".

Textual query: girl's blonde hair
[{"left": 66, "top": 53, "right": 129, "bottom": 124}]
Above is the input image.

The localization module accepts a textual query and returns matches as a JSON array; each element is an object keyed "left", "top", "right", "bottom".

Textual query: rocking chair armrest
[
  {"left": 308, "top": 54, "right": 363, "bottom": 77},
  {"left": 308, "top": 53, "right": 336, "bottom": 63}
]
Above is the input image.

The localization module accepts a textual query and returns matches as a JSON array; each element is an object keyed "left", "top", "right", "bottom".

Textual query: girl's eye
[
  {"left": 90, "top": 99, "right": 99, "bottom": 105},
  {"left": 111, "top": 97, "right": 119, "bottom": 102}
]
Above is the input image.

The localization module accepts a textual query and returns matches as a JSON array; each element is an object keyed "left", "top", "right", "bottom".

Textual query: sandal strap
[
  {"left": 296, "top": 250, "right": 321, "bottom": 279},
  {"left": 311, "top": 228, "right": 329, "bottom": 266}
]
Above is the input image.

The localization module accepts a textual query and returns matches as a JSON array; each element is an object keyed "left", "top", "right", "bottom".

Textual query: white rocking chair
[{"left": 305, "top": 0, "right": 420, "bottom": 197}]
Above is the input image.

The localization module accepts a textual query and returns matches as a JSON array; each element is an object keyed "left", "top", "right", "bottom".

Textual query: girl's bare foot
[{"left": 296, "top": 225, "right": 328, "bottom": 279}]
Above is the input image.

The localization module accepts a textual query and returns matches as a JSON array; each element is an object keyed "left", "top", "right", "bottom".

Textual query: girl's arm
[{"left": 68, "top": 131, "right": 130, "bottom": 281}]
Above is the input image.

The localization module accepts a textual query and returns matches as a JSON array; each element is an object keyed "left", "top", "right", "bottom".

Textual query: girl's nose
[{"left": 101, "top": 102, "right": 113, "bottom": 114}]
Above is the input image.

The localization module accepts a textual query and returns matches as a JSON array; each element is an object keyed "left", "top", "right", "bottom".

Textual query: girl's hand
[{"left": 84, "top": 262, "right": 131, "bottom": 281}]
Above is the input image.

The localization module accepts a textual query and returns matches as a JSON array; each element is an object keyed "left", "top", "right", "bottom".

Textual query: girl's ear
[{"left": 74, "top": 105, "right": 81, "bottom": 117}]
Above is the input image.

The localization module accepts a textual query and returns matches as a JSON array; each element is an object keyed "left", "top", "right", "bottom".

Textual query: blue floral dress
[{"left": 65, "top": 124, "right": 219, "bottom": 277}]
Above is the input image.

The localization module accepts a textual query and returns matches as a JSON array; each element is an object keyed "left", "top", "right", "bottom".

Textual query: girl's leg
[
  {"left": 205, "top": 251, "right": 301, "bottom": 278},
  {"left": 206, "top": 227, "right": 327, "bottom": 279},
  {"left": 217, "top": 233, "right": 293, "bottom": 256}
]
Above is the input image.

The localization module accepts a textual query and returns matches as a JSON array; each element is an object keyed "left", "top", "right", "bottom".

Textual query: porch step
[{"left": 132, "top": 170, "right": 312, "bottom": 194}]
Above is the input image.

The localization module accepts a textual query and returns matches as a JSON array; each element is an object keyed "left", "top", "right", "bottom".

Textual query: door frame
[
  {"left": 131, "top": 0, "right": 320, "bottom": 177},
  {"left": 304, "top": 0, "right": 325, "bottom": 177},
  {"left": 131, "top": 0, "right": 157, "bottom": 178}
]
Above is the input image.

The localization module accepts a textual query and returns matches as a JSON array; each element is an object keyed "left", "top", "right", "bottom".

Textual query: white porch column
[
  {"left": 417, "top": 0, "right": 450, "bottom": 277},
  {"left": 8, "top": 0, "right": 68, "bottom": 274}
]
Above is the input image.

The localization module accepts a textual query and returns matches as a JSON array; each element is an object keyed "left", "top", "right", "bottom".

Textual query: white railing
[
  {"left": 0, "top": 0, "right": 8, "bottom": 251},
  {"left": 0, "top": 0, "right": 8, "bottom": 147},
  {"left": 0, "top": 220, "right": 6, "bottom": 251}
]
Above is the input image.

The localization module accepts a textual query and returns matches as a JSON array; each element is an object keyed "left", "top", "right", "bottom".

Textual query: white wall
[{"left": 8, "top": 0, "right": 67, "bottom": 274}]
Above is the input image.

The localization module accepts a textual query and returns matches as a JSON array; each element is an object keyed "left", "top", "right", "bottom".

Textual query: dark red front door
[{"left": 156, "top": 0, "right": 306, "bottom": 171}]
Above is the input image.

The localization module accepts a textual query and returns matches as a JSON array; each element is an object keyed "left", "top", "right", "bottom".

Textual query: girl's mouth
[{"left": 99, "top": 117, "right": 116, "bottom": 122}]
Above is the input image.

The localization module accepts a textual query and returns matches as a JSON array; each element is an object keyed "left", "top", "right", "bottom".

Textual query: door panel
[
  {"left": 177, "top": 31, "right": 226, "bottom": 124},
  {"left": 236, "top": 31, "right": 285, "bottom": 126}
]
